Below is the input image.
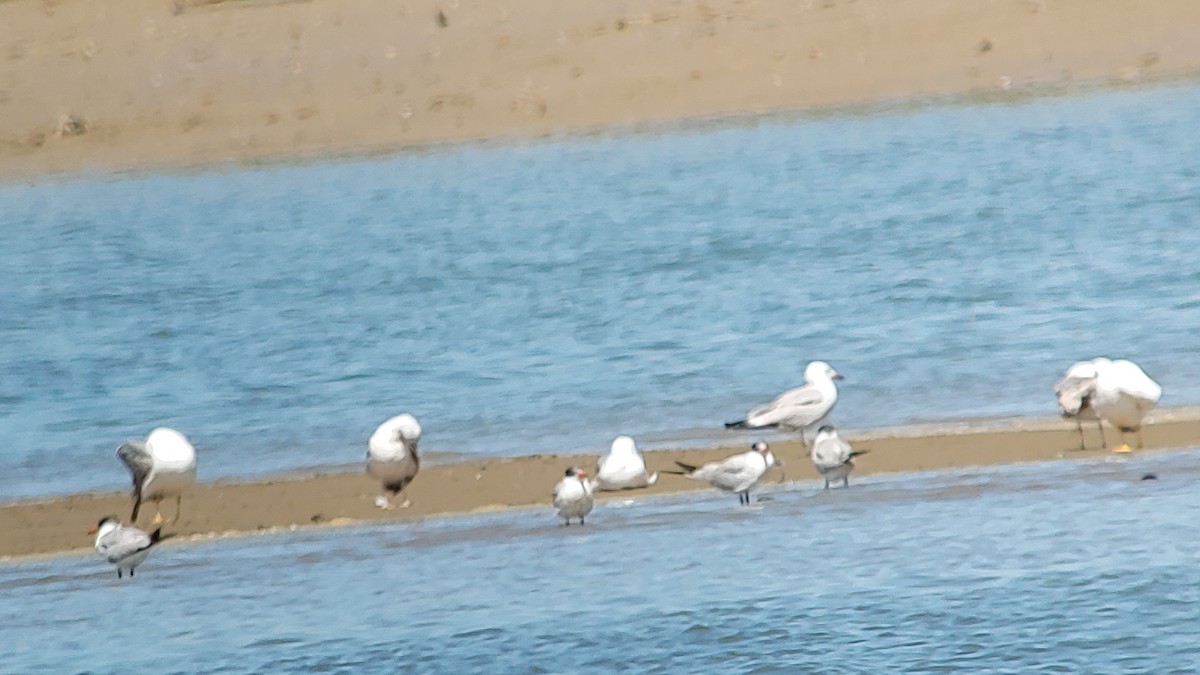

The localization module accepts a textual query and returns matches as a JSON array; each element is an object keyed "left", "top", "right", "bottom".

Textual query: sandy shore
[
  {"left": 4, "top": 410, "right": 1199, "bottom": 560},
  {"left": 3, "top": 0, "right": 1200, "bottom": 178}
]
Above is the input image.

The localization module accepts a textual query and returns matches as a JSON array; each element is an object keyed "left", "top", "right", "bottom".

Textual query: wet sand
[
  {"left": 3, "top": 0, "right": 1200, "bottom": 178},
  {"left": 4, "top": 410, "right": 1199, "bottom": 560}
]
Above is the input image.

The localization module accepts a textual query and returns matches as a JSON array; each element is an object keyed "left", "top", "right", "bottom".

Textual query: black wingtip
[
  {"left": 724, "top": 420, "right": 747, "bottom": 429},
  {"left": 673, "top": 460, "right": 698, "bottom": 473},
  {"left": 149, "top": 527, "right": 163, "bottom": 543}
]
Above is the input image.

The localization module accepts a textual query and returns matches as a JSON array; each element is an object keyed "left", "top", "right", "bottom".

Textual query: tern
[
  {"left": 90, "top": 515, "right": 165, "bottom": 579},
  {"left": 667, "top": 441, "right": 781, "bottom": 505},
  {"left": 810, "top": 426, "right": 869, "bottom": 489},
  {"left": 553, "top": 467, "right": 595, "bottom": 525}
]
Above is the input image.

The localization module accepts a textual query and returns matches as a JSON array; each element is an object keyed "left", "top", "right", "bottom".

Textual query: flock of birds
[{"left": 90, "top": 358, "right": 1163, "bottom": 579}]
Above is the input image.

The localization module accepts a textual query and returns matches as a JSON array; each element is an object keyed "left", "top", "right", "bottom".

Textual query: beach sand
[
  {"left": 4, "top": 410, "right": 1198, "bottom": 559},
  {"left": 2, "top": 0, "right": 1200, "bottom": 178}
]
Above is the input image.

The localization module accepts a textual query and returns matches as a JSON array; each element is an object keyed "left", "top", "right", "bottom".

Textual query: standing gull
[
  {"left": 726, "top": 361, "right": 844, "bottom": 446},
  {"left": 89, "top": 515, "right": 164, "bottom": 579},
  {"left": 116, "top": 427, "right": 197, "bottom": 525},
  {"left": 553, "top": 467, "right": 595, "bottom": 526},
  {"left": 1055, "top": 360, "right": 1107, "bottom": 451},
  {"left": 810, "top": 426, "right": 869, "bottom": 489},
  {"left": 667, "top": 441, "right": 781, "bottom": 505},
  {"left": 367, "top": 413, "right": 422, "bottom": 509},
  {"left": 1091, "top": 358, "right": 1162, "bottom": 453},
  {"left": 594, "top": 436, "right": 658, "bottom": 491}
]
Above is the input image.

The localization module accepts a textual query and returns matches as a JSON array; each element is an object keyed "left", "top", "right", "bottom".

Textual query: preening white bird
[
  {"left": 116, "top": 427, "right": 197, "bottom": 525},
  {"left": 668, "top": 441, "right": 781, "bottom": 505},
  {"left": 726, "top": 361, "right": 843, "bottom": 445},
  {"left": 1090, "top": 358, "right": 1162, "bottom": 453},
  {"left": 1054, "top": 360, "right": 1106, "bottom": 451},
  {"left": 810, "top": 426, "right": 869, "bottom": 489},
  {"left": 595, "top": 436, "right": 658, "bottom": 491},
  {"left": 367, "top": 413, "right": 422, "bottom": 509},
  {"left": 90, "top": 515, "right": 165, "bottom": 579},
  {"left": 552, "top": 467, "right": 595, "bottom": 526}
]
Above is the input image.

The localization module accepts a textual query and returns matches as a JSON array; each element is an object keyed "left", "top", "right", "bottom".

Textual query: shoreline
[
  {"left": 5, "top": 409, "right": 1198, "bottom": 561},
  {"left": 5, "top": 72, "right": 1200, "bottom": 187},
  {"left": 4, "top": 0, "right": 1200, "bottom": 180}
]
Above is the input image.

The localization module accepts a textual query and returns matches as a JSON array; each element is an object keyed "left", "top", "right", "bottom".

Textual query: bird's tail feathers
[
  {"left": 148, "top": 528, "right": 178, "bottom": 547},
  {"left": 726, "top": 420, "right": 780, "bottom": 430},
  {"left": 849, "top": 449, "right": 871, "bottom": 458},
  {"left": 664, "top": 461, "right": 699, "bottom": 475}
]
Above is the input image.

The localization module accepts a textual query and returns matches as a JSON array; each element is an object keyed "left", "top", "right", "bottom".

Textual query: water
[
  {"left": 3, "top": 84, "right": 1200, "bottom": 498},
  {"left": 3, "top": 448, "right": 1199, "bottom": 672}
]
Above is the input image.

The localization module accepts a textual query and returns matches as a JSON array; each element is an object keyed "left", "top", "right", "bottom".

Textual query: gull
[
  {"left": 367, "top": 413, "right": 421, "bottom": 509},
  {"left": 116, "top": 427, "right": 197, "bottom": 525},
  {"left": 1055, "top": 360, "right": 1106, "bottom": 451},
  {"left": 594, "top": 436, "right": 658, "bottom": 490},
  {"left": 725, "top": 361, "right": 844, "bottom": 446},
  {"left": 89, "top": 515, "right": 164, "bottom": 579},
  {"left": 810, "top": 426, "right": 869, "bottom": 489},
  {"left": 1091, "top": 358, "right": 1162, "bottom": 453},
  {"left": 553, "top": 467, "right": 594, "bottom": 525},
  {"left": 667, "top": 441, "right": 781, "bottom": 505}
]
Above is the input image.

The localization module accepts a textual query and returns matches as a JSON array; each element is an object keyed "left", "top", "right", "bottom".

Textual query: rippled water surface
[
  {"left": 3, "top": 84, "right": 1200, "bottom": 497},
  {"left": 4, "top": 449, "right": 1199, "bottom": 672}
]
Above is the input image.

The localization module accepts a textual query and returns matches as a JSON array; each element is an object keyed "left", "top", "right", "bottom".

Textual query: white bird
[
  {"left": 89, "top": 515, "right": 165, "bottom": 579},
  {"left": 367, "top": 413, "right": 422, "bottom": 509},
  {"left": 810, "top": 426, "right": 869, "bottom": 489},
  {"left": 552, "top": 467, "right": 595, "bottom": 526},
  {"left": 1055, "top": 360, "right": 1107, "bottom": 451},
  {"left": 116, "top": 427, "right": 197, "bottom": 525},
  {"left": 668, "top": 441, "right": 781, "bottom": 505},
  {"left": 1091, "top": 358, "right": 1162, "bottom": 453},
  {"left": 726, "top": 361, "right": 844, "bottom": 446},
  {"left": 594, "top": 436, "right": 658, "bottom": 491}
]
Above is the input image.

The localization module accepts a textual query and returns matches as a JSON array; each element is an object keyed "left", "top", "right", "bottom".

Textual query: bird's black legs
[
  {"left": 1097, "top": 420, "right": 1107, "bottom": 449},
  {"left": 738, "top": 491, "right": 751, "bottom": 505},
  {"left": 580, "top": 517, "right": 585, "bottom": 526},
  {"left": 843, "top": 477, "right": 850, "bottom": 488},
  {"left": 117, "top": 570, "right": 122, "bottom": 579},
  {"left": 1075, "top": 420, "right": 1087, "bottom": 451},
  {"left": 131, "top": 494, "right": 143, "bottom": 522},
  {"left": 130, "top": 568, "right": 135, "bottom": 578}
]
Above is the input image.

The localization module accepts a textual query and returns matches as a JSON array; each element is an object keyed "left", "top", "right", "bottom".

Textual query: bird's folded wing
[
  {"left": 748, "top": 386, "right": 827, "bottom": 424},
  {"left": 101, "top": 529, "right": 153, "bottom": 562},
  {"left": 706, "top": 457, "right": 753, "bottom": 488}
]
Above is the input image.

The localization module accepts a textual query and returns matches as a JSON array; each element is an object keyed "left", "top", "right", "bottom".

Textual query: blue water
[
  {"left": 3, "top": 84, "right": 1200, "bottom": 498},
  {"left": 3, "top": 449, "right": 1199, "bottom": 672}
]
